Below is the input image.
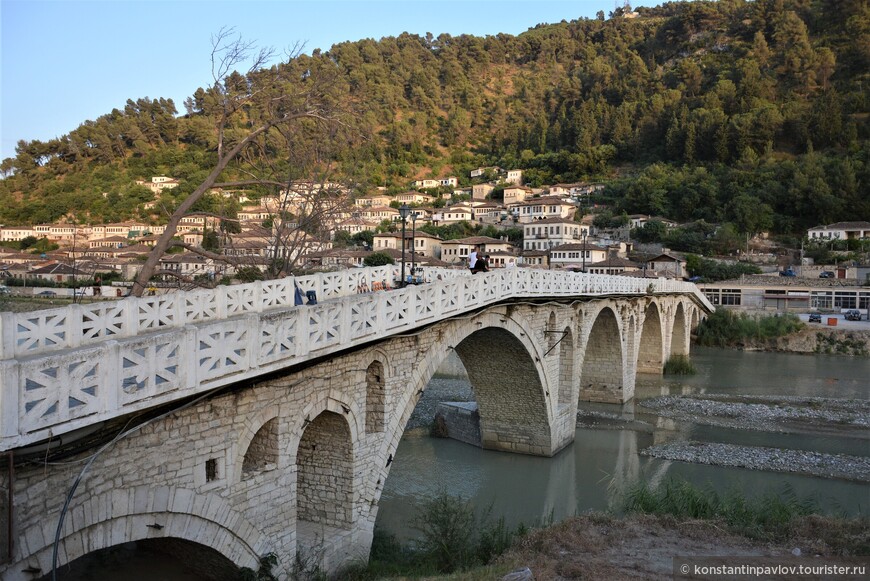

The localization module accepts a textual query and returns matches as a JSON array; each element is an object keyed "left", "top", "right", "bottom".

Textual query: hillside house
[
  {"left": 359, "top": 205, "right": 400, "bottom": 223},
  {"left": 506, "top": 169, "right": 523, "bottom": 185},
  {"left": 440, "top": 236, "right": 514, "bottom": 265},
  {"left": 135, "top": 176, "right": 180, "bottom": 194},
  {"left": 432, "top": 206, "right": 474, "bottom": 225},
  {"left": 807, "top": 221, "right": 870, "bottom": 241},
  {"left": 472, "top": 183, "right": 494, "bottom": 200},
  {"left": 372, "top": 231, "right": 443, "bottom": 259},
  {"left": 354, "top": 194, "right": 393, "bottom": 207},
  {"left": 395, "top": 192, "right": 433, "bottom": 205},
  {"left": 548, "top": 243, "right": 608, "bottom": 270},
  {"left": 511, "top": 197, "right": 576, "bottom": 224},
  {"left": 335, "top": 217, "right": 379, "bottom": 236},
  {"left": 586, "top": 257, "right": 641, "bottom": 276},
  {"left": 503, "top": 185, "right": 532, "bottom": 206},
  {"left": 645, "top": 252, "right": 688, "bottom": 279},
  {"left": 523, "top": 218, "right": 589, "bottom": 251}
]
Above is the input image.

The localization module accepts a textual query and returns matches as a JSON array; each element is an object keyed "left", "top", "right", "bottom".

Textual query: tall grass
[
  {"left": 620, "top": 478, "right": 820, "bottom": 540},
  {"left": 696, "top": 309, "right": 804, "bottom": 347}
]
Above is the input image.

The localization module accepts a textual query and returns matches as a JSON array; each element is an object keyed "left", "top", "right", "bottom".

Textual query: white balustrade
[{"left": 0, "top": 266, "right": 712, "bottom": 449}]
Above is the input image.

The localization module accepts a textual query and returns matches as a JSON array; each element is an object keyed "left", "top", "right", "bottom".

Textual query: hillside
[{"left": 1, "top": 0, "right": 868, "bottom": 233}]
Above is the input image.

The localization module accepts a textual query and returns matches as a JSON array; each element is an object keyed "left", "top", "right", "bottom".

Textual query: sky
[{"left": 1, "top": 0, "right": 656, "bottom": 162}]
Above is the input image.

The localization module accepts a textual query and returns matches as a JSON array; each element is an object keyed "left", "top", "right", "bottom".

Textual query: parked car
[
  {"left": 779, "top": 268, "right": 796, "bottom": 277},
  {"left": 844, "top": 309, "right": 862, "bottom": 321},
  {"left": 808, "top": 313, "right": 822, "bottom": 323},
  {"left": 0, "top": 285, "right": 10, "bottom": 295},
  {"left": 36, "top": 290, "right": 57, "bottom": 297},
  {"left": 819, "top": 271, "right": 835, "bottom": 278}
]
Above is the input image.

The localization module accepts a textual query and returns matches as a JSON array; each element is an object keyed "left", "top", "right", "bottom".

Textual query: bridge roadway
[{"left": 0, "top": 266, "right": 713, "bottom": 579}]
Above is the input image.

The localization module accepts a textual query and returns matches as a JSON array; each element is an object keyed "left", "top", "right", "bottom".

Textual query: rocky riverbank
[
  {"left": 736, "top": 328, "right": 870, "bottom": 356},
  {"left": 642, "top": 441, "right": 870, "bottom": 483},
  {"left": 639, "top": 394, "right": 870, "bottom": 434}
]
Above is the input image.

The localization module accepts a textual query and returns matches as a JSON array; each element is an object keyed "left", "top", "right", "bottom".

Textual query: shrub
[
  {"left": 696, "top": 310, "right": 803, "bottom": 347},
  {"left": 364, "top": 252, "right": 394, "bottom": 267},
  {"left": 663, "top": 354, "right": 696, "bottom": 375}
]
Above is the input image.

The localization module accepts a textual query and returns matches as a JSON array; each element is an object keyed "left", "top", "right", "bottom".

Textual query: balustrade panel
[
  {"left": 197, "top": 320, "right": 251, "bottom": 382},
  {"left": 183, "top": 288, "right": 220, "bottom": 323},
  {"left": 14, "top": 308, "right": 71, "bottom": 356},
  {"left": 118, "top": 334, "right": 184, "bottom": 405},
  {"left": 348, "top": 295, "right": 378, "bottom": 339},
  {"left": 19, "top": 346, "right": 104, "bottom": 432},
  {"left": 306, "top": 302, "right": 344, "bottom": 351}
]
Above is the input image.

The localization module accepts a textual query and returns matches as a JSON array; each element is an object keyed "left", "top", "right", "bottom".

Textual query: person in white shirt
[{"left": 468, "top": 246, "right": 479, "bottom": 272}]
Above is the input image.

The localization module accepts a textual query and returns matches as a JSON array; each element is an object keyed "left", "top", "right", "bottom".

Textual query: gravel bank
[
  {"left": 642, "top": 441, "right": 870, "bottom": 483},
  {"left": 639, "top": 394, "right": 870, "bottom": 434}
]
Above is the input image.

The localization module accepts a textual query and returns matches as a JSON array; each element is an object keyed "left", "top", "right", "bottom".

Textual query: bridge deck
[{"left": 0, "top": 266, "right": 712, "bottom": 451}]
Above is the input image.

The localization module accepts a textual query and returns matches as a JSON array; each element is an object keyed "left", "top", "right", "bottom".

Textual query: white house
[
  {"left": 548, "top": 243, "right": 607, "bottom": 270},
  {"left": 807, "top": 221, "right": 870, "bottom": 241},
  {"left": 511, "top": 197, "right": 576, "bottom": 224},
  {"left": 523, "top": 218, "right": 589, "bottom": 251},
  {"left": 506, "top": 169, "right": 523, "bottom": 185}
]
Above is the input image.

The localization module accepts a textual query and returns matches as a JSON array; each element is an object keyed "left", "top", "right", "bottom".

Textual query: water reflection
[{"left": 377, "top": 348, "right": 870, "bottom": 540}]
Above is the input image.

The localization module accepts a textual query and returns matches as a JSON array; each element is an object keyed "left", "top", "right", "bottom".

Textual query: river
[{"left": 376, "top": 348, "right": 870, "bottom": 540}]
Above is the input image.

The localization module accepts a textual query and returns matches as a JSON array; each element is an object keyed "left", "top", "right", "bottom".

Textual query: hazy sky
[{"left": 1, "top": 0, "right": 654, "bottom": 161}]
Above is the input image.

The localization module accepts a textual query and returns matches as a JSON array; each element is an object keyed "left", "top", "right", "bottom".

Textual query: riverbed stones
[{"left": 641, "top": 441, "right": 870, "bottom": 482}]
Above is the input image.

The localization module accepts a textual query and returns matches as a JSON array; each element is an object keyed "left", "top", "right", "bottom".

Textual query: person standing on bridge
[{"left": 468, "top": 245, "right": 480, "bottom": 273}]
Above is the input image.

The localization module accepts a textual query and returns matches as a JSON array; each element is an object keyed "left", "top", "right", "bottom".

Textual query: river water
[{"left": 376, "top": 348, "right": 870, "bottom": 540}]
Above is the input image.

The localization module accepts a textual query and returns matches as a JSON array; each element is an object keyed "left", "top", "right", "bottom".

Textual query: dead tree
[{"left": 131, "top": 28, "right": 350, "bottom": 296}]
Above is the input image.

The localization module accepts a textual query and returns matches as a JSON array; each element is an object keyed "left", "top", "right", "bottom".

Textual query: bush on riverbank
[
  {"left": 337, "top": 492, "right": 528, "bottom": 579},
  {"left": 695, "top": 309, "right": 804, "bottom": 347},
  {"left": 663, "top": 354, "right": 696, "bottom": 375}
]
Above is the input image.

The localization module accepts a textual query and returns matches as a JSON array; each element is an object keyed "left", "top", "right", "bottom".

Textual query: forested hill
[{"left": 1, "top": 0, "right": 868, "bottom": 235}]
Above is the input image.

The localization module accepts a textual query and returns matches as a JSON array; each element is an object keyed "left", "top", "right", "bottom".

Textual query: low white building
[
  {"left": 548, "top": 243, "right": 607, "bottom": 269},
  {"left": 807, "top": 221, "right": 870, "bottom": 241}
]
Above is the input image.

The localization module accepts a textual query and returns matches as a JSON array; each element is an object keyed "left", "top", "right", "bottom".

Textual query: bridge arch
[
  {"left": 579, "top": 306, "right": 626, "bottom": 402},
  {"left": 391, "top": 309, "right": 557, "bottom": 458},
  {"left": 670, "top": 302, "right": 689, "bottom": 357},
  {"left": 637, "top": 301, "right": 665, "bottom": 374},
  {"left": 15, "top": 487, "right": 262, "bottom": 579},
  {"left": 241, "top": 417, "right": 279, "bottom": 479},
  {"left": 557, "top": 325, "right": 575, "bottom": 407},
  {"left": 295, "top": 410, "right": 354, "bottom": 530}
]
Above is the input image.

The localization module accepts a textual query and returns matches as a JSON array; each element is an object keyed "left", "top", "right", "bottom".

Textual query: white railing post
[
  {"left": 0, "top": 360, "right": 20, "bottom": 439},
  {"left": 253, "top": 280, "right": 264, "bottom": 313},
  {"left": 123, "top": 296, "right": 139, "bottom": 340},
  {"left": 0, "top": 312, "right": 15, "bottom": 360},
  {"left": 66, "top": 304, "right": 83, "bottom": 349},
  {"left": 102, "top": 341, "right": 119, "bottom": 414}
]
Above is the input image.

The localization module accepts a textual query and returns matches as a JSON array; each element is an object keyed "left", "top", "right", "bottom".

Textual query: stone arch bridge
[{"left": 0, "top": 266, "right": 711, "bottom": 579}]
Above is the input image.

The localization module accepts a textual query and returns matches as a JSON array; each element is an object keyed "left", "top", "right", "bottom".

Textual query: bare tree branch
[{"left": 130, "top": 30, "right": 351, "bottom": 296}]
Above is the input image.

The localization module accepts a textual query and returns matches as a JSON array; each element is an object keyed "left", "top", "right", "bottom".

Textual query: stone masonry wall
[{"left": 435, "top": 402, "right": 481, "bottom": 447}]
